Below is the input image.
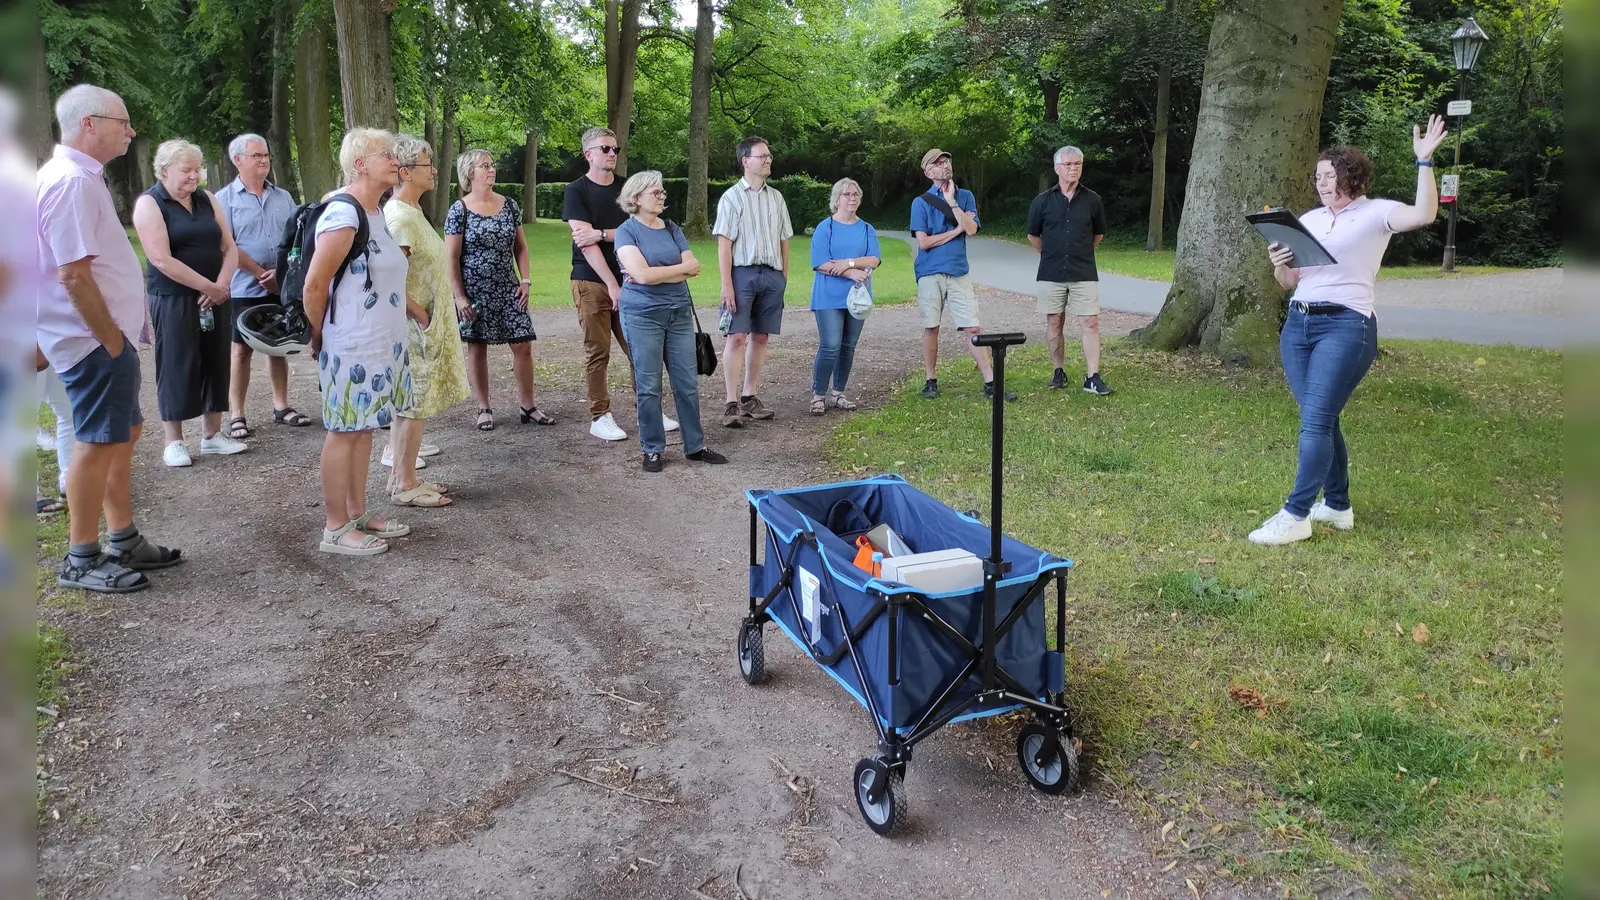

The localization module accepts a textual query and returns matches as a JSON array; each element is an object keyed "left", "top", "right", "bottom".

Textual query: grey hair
[
  {"left": 338, "top": 127, "right": 395, "bottom": 183},
  {"left": 455, "top": 148, "right": 495, "bottom": 192},
  {"left": 828, "top": 177, "right": 863, "bottom": 215},
  {"left": 393, "top": 133, "right": 433, "bottom": 167},
  {"left": 616, "top": 170, "right": 665, "bottom": 216},
  {"left": 55, "top": 84, "right": 120, "bottom": 139},
  {"left": 1053, "top": 145, "right": 1085, "bottom": 164},
  {"left": 152, "top": 139, "right": 204, "bottom": 180},
  {"left": 228, "top": 133, "right": 268, "bottom": 162}
]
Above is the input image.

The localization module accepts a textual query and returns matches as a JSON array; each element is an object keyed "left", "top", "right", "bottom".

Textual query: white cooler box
[{"left": 879, "top": 548, "right": 984, "bottom": 593}]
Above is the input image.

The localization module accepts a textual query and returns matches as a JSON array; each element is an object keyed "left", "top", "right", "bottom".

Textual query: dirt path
[{"left": 38, "top": 291, "right": 1262, "bottom": 899}]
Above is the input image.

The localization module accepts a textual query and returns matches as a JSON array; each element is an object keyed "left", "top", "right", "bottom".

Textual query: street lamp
[{"left": 1441, "top": 16, "right": 1489, "bottom": 272}]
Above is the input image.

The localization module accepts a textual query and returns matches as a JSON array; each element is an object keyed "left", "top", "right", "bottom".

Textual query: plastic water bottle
[
  {"left": 199, "top": 304, "right": 215, "bottom": 332},
  {"left": 717, "top": 306, "right": 733, "bottom": 335}
]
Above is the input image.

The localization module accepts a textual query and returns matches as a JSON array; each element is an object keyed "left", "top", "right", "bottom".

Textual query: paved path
[{"left": 883, "top": 232, "right": 1571, "bottom": 349}]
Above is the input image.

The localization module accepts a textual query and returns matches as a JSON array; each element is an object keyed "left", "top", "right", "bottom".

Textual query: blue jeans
[
  {"left": 811, "top": 308, "right": 865, "bottom": 395},
  {"left": 1280, "top": 305, "right": 1379, "bottom": 518},
  {"left": 620, "top": 304, "right": 705, "bottom": 456}
]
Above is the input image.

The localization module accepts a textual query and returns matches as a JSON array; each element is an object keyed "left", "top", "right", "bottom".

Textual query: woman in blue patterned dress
[
  {"left": 306, "top": 128, "right": 415, "bottom": 556},
  {"left": 445, "top": 149, "right": 551, "bottom": 431}
]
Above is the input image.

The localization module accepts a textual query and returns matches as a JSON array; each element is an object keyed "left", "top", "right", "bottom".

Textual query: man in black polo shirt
[
  {"left": 1026, "top": 145, "right": 1113, "bottom": 395},
  {"left": 563, "top": 126, "right": 676, "bottom": 440}
]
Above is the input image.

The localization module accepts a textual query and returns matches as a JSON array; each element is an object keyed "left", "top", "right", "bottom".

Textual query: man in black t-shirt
[
  {"left": 1026, "top": 145, "right": 1113, "bottom": 396},
  {"left": 563, "top": 126, "right": 677, "bottom": 440}
]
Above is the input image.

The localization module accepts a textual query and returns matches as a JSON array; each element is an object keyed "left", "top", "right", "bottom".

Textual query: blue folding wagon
[{"left": 736, "top": 334, "right": 1080, "bottom": 835}]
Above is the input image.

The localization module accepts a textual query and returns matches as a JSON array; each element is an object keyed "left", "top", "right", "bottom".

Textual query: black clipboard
[{"left": 1245, "top": 207, "right": 1337, "bottom": 267}]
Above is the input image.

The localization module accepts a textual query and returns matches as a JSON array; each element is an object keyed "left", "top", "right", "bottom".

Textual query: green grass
[
  {"left": 127, "top": 221, "right": 921, "bottom": 309},
  {"left": 829, "top": 340, "right": 1562, "bottom": 896}
]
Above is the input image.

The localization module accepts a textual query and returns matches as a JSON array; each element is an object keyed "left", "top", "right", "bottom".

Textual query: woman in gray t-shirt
[{"left": 613, "top": 170, "right": 727, "bottom": 472}]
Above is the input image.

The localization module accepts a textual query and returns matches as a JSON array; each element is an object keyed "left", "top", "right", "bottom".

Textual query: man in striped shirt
[{"left": 713, "top": 135, "right": 793, "bottom": 427}]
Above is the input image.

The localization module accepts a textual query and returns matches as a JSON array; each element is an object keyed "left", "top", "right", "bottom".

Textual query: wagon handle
[{"left": 971, "top": 331, "right": 1025, "bottom": 692}]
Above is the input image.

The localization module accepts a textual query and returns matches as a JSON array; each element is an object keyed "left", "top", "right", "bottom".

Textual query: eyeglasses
[
  {"left": 747, "top": 154, "right": 773, "bottom": 161},
  {"left": 243, "top": 152, "right": 271, "bottom": 161},
  {"left": 364, "top": 149, "right": 397, "bottom": 161},
  {"left": 645, "top": 189, "right": 667, "bottom": 198},
  {"left": 588, "top": 145, "right": 620, "bottom": 155},
  {"left": 89, "top": 114, "right": 131, "bottom": 128},
  {"left": 839, "top": 191, "right": 862, "bottom": 198},
  {"left": 1055, "top": 161, "right": 1083, "bottom": 168},
  {"left": 474, "top": 161, "right": 496, "bottom": 170}
]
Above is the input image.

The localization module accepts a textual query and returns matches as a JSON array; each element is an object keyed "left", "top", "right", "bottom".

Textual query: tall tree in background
[
  {"left": 1145, "top": 0, "right": 1175, "bottom": 251},
  {"left": 604, "top": 0, "right": 643, "bottom": 175},
  {"left": 1134, "top": 0, "right": 1344, "bottom": 366},
  {"left": 683, "top": 0, "right": 715, "bottom": 238},
  {"left": 334, "top": 0, "right": 399, "bottom": 130},
  {"left": 293, "top": 0, "right": 338, "bottom": 199},
  {"left": 268, "top": 0, "right": 301, "bottom": 200}
]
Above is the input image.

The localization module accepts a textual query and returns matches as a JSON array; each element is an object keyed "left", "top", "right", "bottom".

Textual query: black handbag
[{"left": 691, "top": 303, "right": 718, "bottom": 377}]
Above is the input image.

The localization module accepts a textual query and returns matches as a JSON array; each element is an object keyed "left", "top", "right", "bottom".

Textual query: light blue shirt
[
  {"left": 217, "top": 177, "right": 296, "bottom": 299},
  {"left": 909, "top": 186, "right": 980, "bottom": 279},
  {"left": 809, "top": 217, "right": 880, "bottom": 310}
]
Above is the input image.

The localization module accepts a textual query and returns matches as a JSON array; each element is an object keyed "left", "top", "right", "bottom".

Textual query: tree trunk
[
  {"left": 215, "top": 145, "right": 237, "bottom": 190},
  {"left": 268, "top": 1, "right": 301, "bottom": 201},
  {"left": 333, "top": 0, "right": 398, "bottom": 131},
  {"left": 605, "top": 0, "right": 643, "bottom": 176},
  {"left": 32, "top": 23, "right": 53, "bottom": 163},
  {"left": 422, "top": 90, "right": 439, "bottom": 222},
  {"left": 1132, "top": 0, "right": 1342, "bottom": 367},
  {"left": 1039, "top": 75, "right": 1062, "bottom": 192},
  {"left": 434, "top": 97, "right": 457, "bottom": 223},
  {"left": 1145, "top": 0, "right": 1174, "bottom": 252},
  {"left": 131, "top": 136, "right": 154, "bottom": 194},
  {"left": 522, "top": 130, "right": 539, "bottom": 222},
  {"left": 684, "top": 0, "right": 714, "bottom": 239},
  {"left": 293, "top": 0, "right": 338, "bottom": 198}
]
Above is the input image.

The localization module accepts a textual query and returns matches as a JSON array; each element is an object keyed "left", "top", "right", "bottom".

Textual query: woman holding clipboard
[{"left": 1248, "top": 114, "right": 1448, "bottom": 546}]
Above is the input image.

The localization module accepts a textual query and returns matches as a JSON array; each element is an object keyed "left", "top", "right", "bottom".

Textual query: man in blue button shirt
[
  {"left": 910, "top": 148, "right": 1013, "bottom": 401},
  {"left": 217, "top": 133, "right": 306, "bottom": 435}
]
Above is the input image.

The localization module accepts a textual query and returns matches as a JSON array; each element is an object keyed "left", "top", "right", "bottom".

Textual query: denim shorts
[{"left": 58, "top": 341, "right": 143, "bottom": 444}]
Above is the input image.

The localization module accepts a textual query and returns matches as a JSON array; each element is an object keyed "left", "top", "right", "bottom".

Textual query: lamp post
[{"left": 1441, "top": 16, "right": 1489, "bottom": 273}]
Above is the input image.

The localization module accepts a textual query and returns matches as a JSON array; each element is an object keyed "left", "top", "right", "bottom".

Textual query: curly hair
[{"left": 1316, "top": 146, "right": 1373, "bottom": 199}]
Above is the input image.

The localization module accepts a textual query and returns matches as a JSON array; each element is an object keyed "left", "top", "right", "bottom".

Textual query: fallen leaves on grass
[
  {"left": 1227, "top": 684, "right": 1286, "bottom": 718},
  {"left": 1412, "top": 622, "right": 1431, "bottom": 643}
]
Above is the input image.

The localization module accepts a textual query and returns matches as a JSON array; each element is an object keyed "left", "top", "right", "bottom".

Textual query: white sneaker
[
  {"left": 663, "top": 415, "right": 680, "bottom": 433},
  {"left": 163, "top": 441, "right": 193, "bottom": 467},
  {"left": 417, "top": 442, "right": 441, "bottom": 458},
  {"left": 200, "top": 433, "right": 249, "bottom": 455},
  {"left": 589, "top": 412, "right": 627, "bottom": 442},
  {"left": 380, "top": 446, "right": 426, "bottom": 469},
  {"left": 1248, "top": 508, "right": 1312, "bottom": 546},
  {"left": 1309, "top": 500, "right": 1355, "bottom": 530}
]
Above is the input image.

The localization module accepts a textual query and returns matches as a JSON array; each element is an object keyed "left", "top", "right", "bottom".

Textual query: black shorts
[{"left": 229, "top": 294, "right": 279, "bottom": 345}]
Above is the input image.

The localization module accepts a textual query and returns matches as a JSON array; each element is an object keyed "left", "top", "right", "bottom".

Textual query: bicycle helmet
[{"left": 236, "top": 302, "right": 312, "bottom": 357}]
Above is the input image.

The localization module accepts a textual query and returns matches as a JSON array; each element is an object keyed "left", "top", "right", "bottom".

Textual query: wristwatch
[
  {"left": 847, "top": 258, "right": 856, "bottom": 269},
  {"left": 519, "top": 277, "right": 531, "bottom": 284}
]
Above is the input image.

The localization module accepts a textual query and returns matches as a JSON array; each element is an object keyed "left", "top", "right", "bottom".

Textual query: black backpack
[{"left": 275, "top": 192, "right": 372, "bottom": 324}]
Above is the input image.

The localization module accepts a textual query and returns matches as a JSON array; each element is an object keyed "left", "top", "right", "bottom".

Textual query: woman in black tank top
[{"left": 131, "top": 139, "right": 245, "bottom": 466}]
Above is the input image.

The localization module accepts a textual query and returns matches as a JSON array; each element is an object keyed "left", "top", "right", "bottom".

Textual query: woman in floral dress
[
  {"left": 445, "top": 148, "right": 552, "bottom": 431},
  {"left": 384, "top": 134, "right": 469, "bottom": 507},
  {"left": 306, "top": 128, "right": 414, "bottom": 556}
]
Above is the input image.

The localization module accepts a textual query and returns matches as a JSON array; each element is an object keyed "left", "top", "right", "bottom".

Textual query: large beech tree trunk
[
  {"left": 604, "top": 0, "right": 643, "bottom": 176},
  {"left": 292, "top": 0, "right": 338, "bottom": 199},
  {"left": 1145, "top": 0, "right": 1174, "bottom": 252},
  {"left": 1133, "top": 0, "right": 1342, "bottom": 367},
  {"left": 683, "top": 0, "right": 714, "bottom": 238},
  {"left": 333, "top": 0, "right": 398, "bottom": 131}
]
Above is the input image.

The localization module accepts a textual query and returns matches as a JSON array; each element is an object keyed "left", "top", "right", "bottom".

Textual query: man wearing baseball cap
[{"left": 909, "top": 148, "right": 1013, "bottom": 401}]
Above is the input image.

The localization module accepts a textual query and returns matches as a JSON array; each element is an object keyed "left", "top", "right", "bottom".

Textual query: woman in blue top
[
  {"left": 808, "top": 178, "right": 880, "bottom": 415},
  {"left": 613, "top": 170, "right": 728, "bottom": 473}
]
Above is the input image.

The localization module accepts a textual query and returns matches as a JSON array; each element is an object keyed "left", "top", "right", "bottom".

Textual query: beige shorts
[
  {"left": 917, "top": 274, "right": 979, "bottom": 329},
  {"left": 1037, "top": 281, "right": 1100, "bottom": 317}
]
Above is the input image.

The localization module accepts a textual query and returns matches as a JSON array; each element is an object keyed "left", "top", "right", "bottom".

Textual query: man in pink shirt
[{"left": 38, "top": 84, "right": 181, "bottom": 593}]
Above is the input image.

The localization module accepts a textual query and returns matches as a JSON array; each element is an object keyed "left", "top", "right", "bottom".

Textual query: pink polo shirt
[
  {"left": 36, "top": 144, "right": 147, "bottom": 372},
  {"left": 1291, "top": 196, "right": 1403, "bottom": 318}
]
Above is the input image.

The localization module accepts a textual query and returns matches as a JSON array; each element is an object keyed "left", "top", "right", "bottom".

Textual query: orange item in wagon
[{"left": 854, "top": 535, "right": 883, "bottom": 576}]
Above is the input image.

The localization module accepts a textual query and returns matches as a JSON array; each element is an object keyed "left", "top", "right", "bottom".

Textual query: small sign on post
[
  {"left": 1440, "top": 173, "right": 1460, "bottom": 203},
  {"left": 1447, "top": 99, "right": 1473, "bottom": 117}
]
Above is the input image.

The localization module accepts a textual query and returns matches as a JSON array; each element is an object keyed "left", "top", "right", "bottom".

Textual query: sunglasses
[{"left": 588, "top": 145, "right": 621, "bottom": 155}]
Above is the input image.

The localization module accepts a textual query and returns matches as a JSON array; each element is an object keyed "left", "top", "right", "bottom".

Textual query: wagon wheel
[
  {"left": 853, "top": 757, "right": 908, "bottom": 836},
  {"left": 1016, "top": 723, "right": 1079, "bottom": 794},
  {"left": 736, "top": 619, "right": 765, "bottom": 685}
]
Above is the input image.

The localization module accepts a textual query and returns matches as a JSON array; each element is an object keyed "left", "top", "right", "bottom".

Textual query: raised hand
[{"left": 1414, "top": 114, "right": 1448, "bottom": 161}]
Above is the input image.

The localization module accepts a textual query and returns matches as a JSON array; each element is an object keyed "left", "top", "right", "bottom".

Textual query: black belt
[{"left": 1291, "top": 301, "right": 1349, "bottom": 315}]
